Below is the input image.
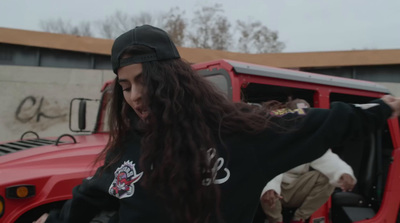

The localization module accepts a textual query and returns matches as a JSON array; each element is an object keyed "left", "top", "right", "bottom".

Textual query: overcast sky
[{"left": 1, "top": 0, "right": 399, "bottom": 53}]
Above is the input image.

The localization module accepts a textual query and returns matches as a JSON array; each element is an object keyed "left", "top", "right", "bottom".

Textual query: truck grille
[{"left": 0, "top": 139, "right": 57, "bottom": 156}]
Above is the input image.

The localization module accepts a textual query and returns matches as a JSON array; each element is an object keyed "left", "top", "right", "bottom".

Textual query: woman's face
[{"left": 117, "top": 63, "right": 149, "bottom": 120}]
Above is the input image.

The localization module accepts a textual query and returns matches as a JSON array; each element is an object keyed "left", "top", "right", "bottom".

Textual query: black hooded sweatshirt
[{"left": 45, "top": 99, "right": 392, "bottom": 223}]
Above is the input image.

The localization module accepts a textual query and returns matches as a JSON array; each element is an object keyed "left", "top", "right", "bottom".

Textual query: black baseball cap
[{"left": 111, "top": 25, "right": 181, "bottom": 74}]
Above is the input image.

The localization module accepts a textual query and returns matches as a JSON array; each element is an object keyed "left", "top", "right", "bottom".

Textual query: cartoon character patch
[
  {"left": 270, "top": 108, "right": 306, "bottom": 117},
  {"left": 109, "top": 160, "right": 143, "bottom": 199}
]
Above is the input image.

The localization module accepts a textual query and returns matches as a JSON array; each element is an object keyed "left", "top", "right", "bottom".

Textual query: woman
[{"left": 36, "top": 25, "right": 400, "bottom": 223}]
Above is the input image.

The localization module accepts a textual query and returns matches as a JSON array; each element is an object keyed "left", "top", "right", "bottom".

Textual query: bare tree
[
  {"left": 161, "top": 7, "right": 186, "bottom": 47},
  {"left": 40, "top": 18, "right": 93, "bottom": 37},
  {"left": 210, "top": 17, "right": 231, "bottom": 50},
  {"left": 135, "top": 12, "right": 157, "bottom": 26},
  {"left": 97, "top": 10, "right": 134, "bottom": 39},
  {"left": 97, "top": 10, "right": 162, "bottom": 39},
  {"left": 188, "top": 4, "right": 232, "bottom": 50},
  {"left": 236, "top": 20, "right": 252, "bottom": 53},
  {"left": 236, "top": 20, "right": 285, "bottom": 53},
  {"left": 39, "top": 5, "right": 285, "bottom": 53}
]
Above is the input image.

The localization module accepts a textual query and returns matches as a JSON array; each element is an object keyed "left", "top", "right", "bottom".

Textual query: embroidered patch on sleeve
[
  {"left": 270, "top": 108, "right": 306, "bottom": 117},
  {"left": 109, "top": 160, "right": 143, "bottom": 199},
  {"left": 202, "top": 148, "right": 230, "bottom": 186}
]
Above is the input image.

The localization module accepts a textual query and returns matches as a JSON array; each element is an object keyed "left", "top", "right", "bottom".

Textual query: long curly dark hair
[{"left": 97, "top": 45, "right": 280, "bottom": 223}]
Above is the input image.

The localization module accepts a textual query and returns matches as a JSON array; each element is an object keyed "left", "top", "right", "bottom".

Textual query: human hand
[
  {"left": 33, "top": 213, "right": 49, "bottom": 223},
  {"left": 261, "top": 190, "right": 283, "bottom": 208},
  {"left": 381, "top": 95, "right": 400, "bottom": 118},
  {"left": 338, "top": 173, "right": 356, "bottom": 192}
]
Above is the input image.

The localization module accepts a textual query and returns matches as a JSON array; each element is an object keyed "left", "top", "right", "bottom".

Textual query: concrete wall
[{"left": 0, "top": 65, "right": 114, "bottom": 142}]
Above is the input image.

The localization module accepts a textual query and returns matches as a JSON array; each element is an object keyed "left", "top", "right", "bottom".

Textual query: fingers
[
  {"left": 33, "top": 213, "right": 49, "bottom": 223},
  {"left": 268, "top": 193, "right": 283, "bottom": 208},
  {"left": 261, "top": 190, "right": 281, "bottom": 208},
  {"left": 267, "top": 194, "right": 278, "bottom": 207},
  {"left": 339, "top": 174, "right": 356, "bottom": 191},
  {"left": 268, "top": 198, "right": 276, "bottom": 208},
  {"left": 340, "top": 184, "right": 354, "bottom": 192},
  {"left": 381, "top": 95, "right": 400, "bottom": 118},
  {"left": 381, "top": 95, "right": 395, "bottom": 103}
]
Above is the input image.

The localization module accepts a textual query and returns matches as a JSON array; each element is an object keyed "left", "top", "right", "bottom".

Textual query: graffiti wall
[
  {"left": 1, "top": 65, "right": 398, "bottom": 142},
  {"left": 0, "top": 65, "right": 114, "bottom": 141}
]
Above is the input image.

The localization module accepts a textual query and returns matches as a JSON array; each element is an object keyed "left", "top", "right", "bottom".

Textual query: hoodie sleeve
[
  {"left": 310, "top": 149, "right": 356, "bottom": 187},
  {"left": 306, "top": 99, "right": 392, "bottom": 146},
  {"left": 45, "top": 166, "right": 119, "bottom": 223},
  {"left": 260, "top": 174, "right": 283, "bottom": 197},
  {"left": 256, "top": 99, "right": 392, "bottom": 183}
]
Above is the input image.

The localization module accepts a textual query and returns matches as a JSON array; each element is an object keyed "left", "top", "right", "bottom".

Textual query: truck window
[
  {"left": 240, "top": 82, "right": 315, "bottom": 105},
  {"left": 205, "top": 74, "right": 230, "bottom": 96}
]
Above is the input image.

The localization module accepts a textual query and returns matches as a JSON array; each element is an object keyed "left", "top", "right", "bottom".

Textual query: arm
[
  {"left": 338, "top": 173, "right": 356, "bottom": 191},
  {"left": 261, "top": 174, "right": 283, "bottom": 196},
  {"left": 260, "top": 174, "right": 283, "bottom": 208},
  {"left": 44, "top": 166, "right": 119, "bottom": 223},
  {"left": 310, "top": 149, "right": 356, "bottom": 188},
  {"left": 381, "top": 95, "right": 400, "bottom": 117},
  {"left": 261, "top": 190, "right": 283, "bottom": 208},
  {"left": 257, "top": 97, "right": 395, "bottom": 183}
]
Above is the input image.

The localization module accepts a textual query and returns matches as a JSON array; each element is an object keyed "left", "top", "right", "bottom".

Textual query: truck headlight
[
  {"left": 6, "top": 185, "right": 35, "bottom": 199},
  {"left": 0, "top": 196, "right": 4, "bottom": 218}
]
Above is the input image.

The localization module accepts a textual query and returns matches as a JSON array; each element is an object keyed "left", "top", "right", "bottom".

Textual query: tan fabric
[{"left": 261, "top": 170, "right": 335, "bottom": 223}]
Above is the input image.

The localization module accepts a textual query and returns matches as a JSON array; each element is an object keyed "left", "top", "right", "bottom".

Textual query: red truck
[{"left": 1, "top": 59, "right": 399, "bottom": 223}]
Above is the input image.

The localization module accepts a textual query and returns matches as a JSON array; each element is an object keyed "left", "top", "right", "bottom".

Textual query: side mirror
[
  {"left": 78, "top": 100, "right": 87, "bottom": 130},
  {"left": 69, "top": 98, "right": 100, "bottom": 133},
  {"left": 69, "top": 98, "right": 92, "bottom": 133}
]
